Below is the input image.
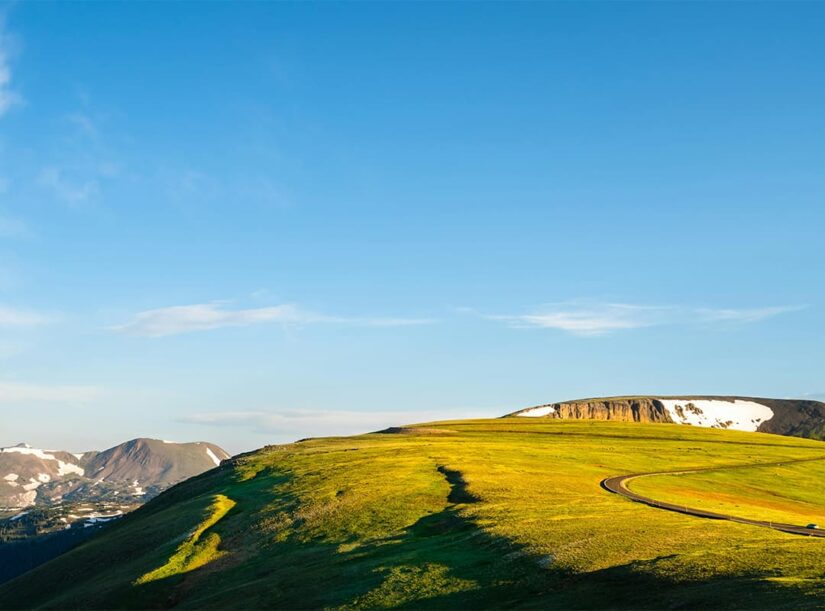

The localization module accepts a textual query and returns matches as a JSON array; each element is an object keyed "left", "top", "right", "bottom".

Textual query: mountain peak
[{"left": 1, "top": 438, "right": 230, "bottom": 513}]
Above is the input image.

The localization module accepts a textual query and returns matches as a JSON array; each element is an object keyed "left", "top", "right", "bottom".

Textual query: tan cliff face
[{"left": 521, "top": 399, "right": 673, "bottom": 423}]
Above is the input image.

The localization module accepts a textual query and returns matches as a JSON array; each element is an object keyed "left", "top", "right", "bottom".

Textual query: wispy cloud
[
  {"left": 0, "top": 306, "right": 53, "bottom": 327},
  {"left": 113, "top": 302, "right": 433, "bottom": 337},
  {"left": 0, "top": 21, "right": 22, "bottom": 117},
  {"left": 37, "top": 102, "right": 122, "bottom": 206},
  {"left": 164, "top": 169, "right": 216, "bottom": 203},
  {"left": 179, "top": 407, "right": 496, "bottom": 440},
  {"left": 0, "top": 381, "right": 102, "bottom": 404},
  {"left": 693, "top": 306, "right": 803, "bottom": 324},
  {"left": 66, "top": 112, "right": 98, "bottom": 137},
  {"left": 162, "top": 169, "right": 290, "bottom": 211},
  {"left": 490, "top": 303, "right": 662, "bottom": 335},
  {"left": 37, "top": 166, "right": 100, "bottom": 206},
  {"left": 485, "top": 301, "right": 804, "bottom": 336}
]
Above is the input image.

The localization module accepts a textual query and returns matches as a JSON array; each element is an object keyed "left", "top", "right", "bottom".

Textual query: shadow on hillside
[
  {"left": 334, "top": 468, "right": 823, "bottom": 610},
  {"left": 63, "top": 464, "right": 822, "bottom": 610},
  {"left": 418, "top": 554, "right": 825, "bottom": 610},
  {"left": 436, "top": 465, "right": 479, "bottom": 504}
]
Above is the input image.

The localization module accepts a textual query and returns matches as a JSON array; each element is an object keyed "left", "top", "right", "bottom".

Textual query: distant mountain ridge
[
  {"left": 84, "top": 438, "right": 228, "bottom": 492},
  {"left": 506, "top": 396, "right": 825, "bottom": 440},
  {"left": 0, "top": 437, "right": 230, "bottom": 585},
  {"left": 0, "top": 438, "right": 229, "bottom": 513}
]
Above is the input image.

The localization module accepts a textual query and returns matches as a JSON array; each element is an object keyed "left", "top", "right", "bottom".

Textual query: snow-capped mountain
[
  {"left": 0, "top": 438, "right": 229, "bottom": 512},
  {"left": 0, "top": 438, "right": 230, "bottom": 585},
  {"left": 0, "top": 445, "right": 86, "bottom": 510},
  {"left": 84, "top": 438, "right": 229, "bottom": 493}
]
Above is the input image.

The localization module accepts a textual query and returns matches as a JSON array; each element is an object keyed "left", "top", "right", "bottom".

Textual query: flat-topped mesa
[
  {"left": 514, "top": 398, "right": 672, "bottom": 423},
  {"left": 507, "top": 396, "right": 825, "bottom": 441}
]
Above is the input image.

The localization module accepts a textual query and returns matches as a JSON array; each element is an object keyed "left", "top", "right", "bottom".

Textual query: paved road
[{"left": 601, "top": 456, "right": 825, "bottom": 538}]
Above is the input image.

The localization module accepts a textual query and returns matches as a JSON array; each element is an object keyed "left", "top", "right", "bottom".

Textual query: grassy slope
[
  {"left": 630, "top": 460, "right": 825, "bottom": 526},
  {"left": 1, "top": 419, "right": 824, "bottom": 610}
]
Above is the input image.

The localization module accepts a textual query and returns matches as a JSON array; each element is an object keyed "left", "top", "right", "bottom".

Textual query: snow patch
[
  {"left": 56, "top": 461, "right": 84, "bottom": 477},
  {"left": 3, "top": 473, "right": 19, "bottom": 482},
  {"left": 82, "top": 510, "right": 124, "bottom": 525},
  {"left": 0, "top": 446, "right": 85, "bottom": 477},
  {"left": 659, "top": 399, "right": 774, "bottom": 432},
  {"left": 15, "top": 490, "right": 37, "bottom": 507},
  {"left": 1, "top": 446, "right": 55, "bottom": 460},
  {"left": 22, "top": 478, "right": 41, "bottom": 492},
  {"left": 516, "top": 406, "right": 555, "bottom": 417},
  {"left": 205, "top": 447, "right": 221, "bottom": 466}
]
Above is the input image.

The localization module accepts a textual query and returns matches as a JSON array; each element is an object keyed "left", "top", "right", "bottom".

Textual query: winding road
[{"left": 601, "top": 457, "right": 825, "bottom": 538}]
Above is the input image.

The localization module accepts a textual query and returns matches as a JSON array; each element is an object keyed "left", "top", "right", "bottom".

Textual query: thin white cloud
[
  {"left": 0, "top": 22, "right": 22, "bottom": 117},
  {"left": 38, "top": 105, "right": 123, "bottom": 207},
  {"left": 115, "top": 303, "right": 307, "bottom": 337},
  {"left": 0, "top": 306, "right": 52, "bottom": 327},
  {"left": 37, "top": 166, "right": 100, "bottom": 206},
  {"left": 163, "top": 169, "right": 290, "bottom": 211},
  {"left": 179, "top": 407, "right": 497, "bottom": 440},
  {"left": 163, "top": 168, "right": 217, "bottom": 205},
  {"left": 66, "top": 112, "right": 98, "bottom": 137},
  {"left": 114, "top": 302, "right": 433, "bottom": 337},
  {"left": 345, "top": 316, "right": 435, "bottom": 328},
  {"left": 694, "top": 306, "right": 805, "bottom": 324},
  {"left": 0, "top": 381, "right": 102, "bottom": 403},
  {"left": 486, "top": 301, "right": 803, "bottom": 336}
]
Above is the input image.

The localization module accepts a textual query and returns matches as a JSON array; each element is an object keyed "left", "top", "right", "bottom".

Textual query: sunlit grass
[
  {"left": 134, "top": 494, "right": 236, "bottom": 584},
  {"left": 2, "top": 419, "right": 825, "bottom": 609},
  {"left": 630, "top": 459, "right": 825, "bottom": 526}
]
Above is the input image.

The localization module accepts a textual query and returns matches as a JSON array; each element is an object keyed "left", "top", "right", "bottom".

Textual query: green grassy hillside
[
  {"left": 1, "top": 420, "right": 824, "bottom": 609},
  {"left": 630, "top": 460, "right": 825, "bottom": 527}
]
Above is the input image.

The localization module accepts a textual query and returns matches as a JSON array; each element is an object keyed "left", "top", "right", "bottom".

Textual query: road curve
[{"left": 601, "top": 456, "right": 825, "bottom": 538}]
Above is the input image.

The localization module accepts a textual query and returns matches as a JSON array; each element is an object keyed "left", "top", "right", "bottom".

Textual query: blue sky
[{"left": 0, "top": 2, "right": 823, "bottom": 453}]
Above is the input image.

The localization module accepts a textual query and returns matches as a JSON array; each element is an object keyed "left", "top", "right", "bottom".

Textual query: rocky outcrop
[
  {"left": 507, "top": 396, "right": 825, "bottom": 441},
  {"left": 743, "top": 398, "right": 825, "bottom": 440},
  {"left": 514, "top": 398, "right": 673, "bottom": 423}
]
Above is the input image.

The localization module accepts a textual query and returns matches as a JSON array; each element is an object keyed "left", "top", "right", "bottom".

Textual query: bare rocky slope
[
  {"left": 84, "top": 438, "right": 229, "bottom": 491},
  {"left": 506, "top": 396, "right": 825, "bottom": 440}
]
